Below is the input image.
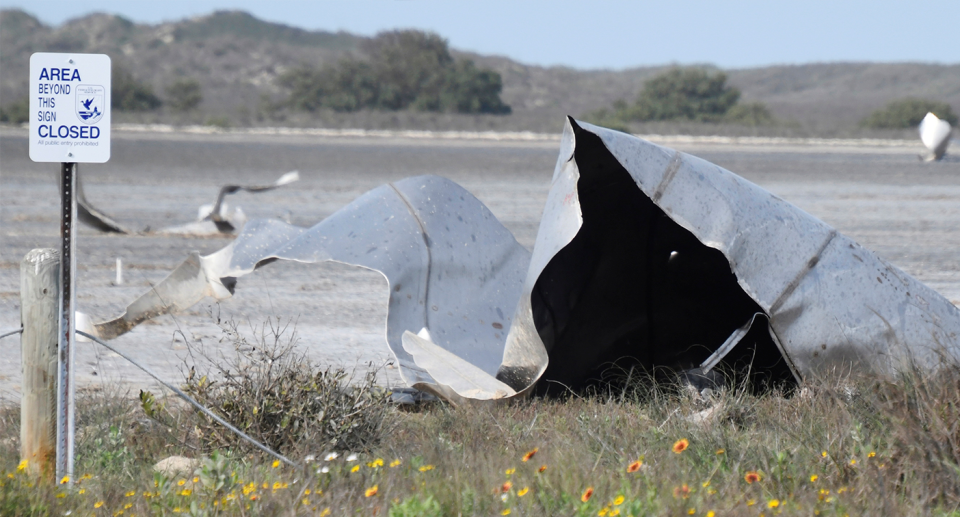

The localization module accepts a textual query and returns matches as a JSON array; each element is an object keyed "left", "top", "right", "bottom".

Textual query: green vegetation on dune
[
  {"left": 860, "top": 97, "right": 958, "bottom": 129},
  {"left": 0, "top": 97, "right": 28, "bottom": 124},
  {"left": 586, "top": 68, "right": 778, "bottom": 131},
  {"left": 171, "top": 10, "right": 360, "bottom": 50},
  {"left": 280, "top": 30, "right": 510, "bottom": 115},
  {"left": 165, "top": 78, "right": 203, "bottom": 112},
  {"left": 112, "top": 64, "right": 162, "bottom": 112}
]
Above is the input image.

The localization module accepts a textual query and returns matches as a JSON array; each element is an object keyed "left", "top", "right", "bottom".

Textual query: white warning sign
[{"left": 29, "top": 53, "right": 111, "bottom": 163}]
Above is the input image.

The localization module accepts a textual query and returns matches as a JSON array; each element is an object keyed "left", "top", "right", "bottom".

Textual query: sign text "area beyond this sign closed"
[{"left": 29, "top": 53, "right": 111, "bottom": 163}]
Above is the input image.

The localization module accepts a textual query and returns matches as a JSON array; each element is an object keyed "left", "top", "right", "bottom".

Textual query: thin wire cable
[
  {"left": 76, "top": 330, "right": 296, "bottom": 467},
  {"left": 0, "top": 327, "right": 23, "bottom": 340}
]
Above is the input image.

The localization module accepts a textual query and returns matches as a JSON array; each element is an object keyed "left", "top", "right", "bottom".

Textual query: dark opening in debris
[{"left": 531, "top": 123, "right": 796, "bottom": 395}]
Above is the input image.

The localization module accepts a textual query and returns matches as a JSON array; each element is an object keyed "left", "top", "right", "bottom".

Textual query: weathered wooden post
[{"left": 20, "top": 248, "right": 60, "bottom": 480}]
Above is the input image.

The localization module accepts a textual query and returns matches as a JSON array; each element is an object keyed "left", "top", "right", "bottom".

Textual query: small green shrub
[
  {"left": 723, "top": 101, "right": 776, "bottom": 126},
  {"left": 860, "top": 98, "right": 958, "bottom": 128},
  {"left": 632, "top": 68, "right": 741, "bottom": 122},
  {"left": 0, "top": 97, "right": 29, "bottom": 124},
  {"left": 112, "top": 64, "right": 162, "bottom": 111},
  {"left": 204, "top": 116, "right": 231, "bottom": 128},
  {"left": 181, "top": 319, "right": 392, "bottom": 455},
  {"left": 586, "top": 68, "right": 777, "bottom": 127},
  {"left": 390, "top": 494, "right": 443, "bottom": 517},
  {"left": 165, "top": 78, "right": 203, "bottom": 112}
]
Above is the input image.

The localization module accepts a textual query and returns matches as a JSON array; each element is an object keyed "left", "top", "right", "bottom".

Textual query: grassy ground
[{"left": 4, "top": 326, "right": 960, "bottom": 516}]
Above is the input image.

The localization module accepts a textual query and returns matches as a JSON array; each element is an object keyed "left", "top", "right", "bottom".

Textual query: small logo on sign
[{"left": 75, "top": 85, "right": 105, "bottom": 124}]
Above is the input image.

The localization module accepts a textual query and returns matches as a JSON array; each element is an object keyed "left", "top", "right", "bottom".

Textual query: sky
[{"left": 1, "top": 0, "right": 958, "bottom": 70}]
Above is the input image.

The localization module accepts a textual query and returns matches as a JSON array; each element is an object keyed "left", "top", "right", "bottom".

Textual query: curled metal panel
[
  {"left": 496, "top": 117, "right": 960, "bottom": 397},
  {"left": 92, "top": 175, "right": 531, "bottom": 393},
  {"left": 88, "top": 119, "right": 960, "bottom": 403}
]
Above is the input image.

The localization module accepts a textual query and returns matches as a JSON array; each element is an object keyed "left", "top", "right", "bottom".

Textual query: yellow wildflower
[
  {"left": 125, "top": 491, "right": 135, "bottom": 497},
  {"left": 365, "top": 485, "right": 378, "bottom": 497},
  {"left": 177, "top": 479, "right": 186, "bottom": 486},
  {"left": 272, "top": 460, "right": 280, "bottom": 468},
  {"left": 390, "top": 459, "right": 402, "bottom": 467},
  {"left": 16, "top": 460, "right": 27, "bottom": 472},
  {"left": 419, "top": 465, "right": 435, "bottom": 472},
  {"left": 505, "top": 468, "right": 516, "bottom": 475},
  {"left": 94, "top": 501, "right": 104, "bottom": 509},
  {"left": 810, "top": 474, "right": 818, "bottom": 482},
  {"left": 518, "top": 487, "right": 529, "bottom": 497},
  {"left": 60, "top": 475, "right": 70, "bottom": 484},
  {"left": 501, "top": 510, "right": 511, "bottom": 516},
  {"left": 613, "top": 495, "right": 625, "bottom": 505},
  {"left": 350, "top": 465, "right": 360, "bottom": 473},
  {"left": 768, "top": 499, "right": 780, "bottom": 508}
]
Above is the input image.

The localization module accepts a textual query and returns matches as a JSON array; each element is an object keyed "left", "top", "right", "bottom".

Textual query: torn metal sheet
[
  {"left": 85, "top": 118, "right": 960, "bottom": 404},
  {"left": 158, "top": 171, "right": 300, "bottom": 235},
  {"left": 69, "top": 171, "right": 133, "bottom": 234},
  {"left": 919, "top": 112, "right": 952, "bottom": 162},
  {"left": 88, "top": 175, "right": 530, "bottom": 398},
  {"left": 492, "top": 118, "right": 960, "bottom": 398},
  {"left": 71, "top": 170, "right": 298, "bottom": 235}
]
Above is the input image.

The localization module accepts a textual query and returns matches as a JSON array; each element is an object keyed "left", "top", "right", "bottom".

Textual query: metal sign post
[
  {"left": 29, "top": 52, "right": 111, "bottom": 481},
  {"left": 57, "top": 162, "right": 77, "bottom": 480}
]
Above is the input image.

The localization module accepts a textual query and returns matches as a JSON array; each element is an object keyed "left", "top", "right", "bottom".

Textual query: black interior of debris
[{"left": 531, "top": 121, "right": 797, "bottom": 396}]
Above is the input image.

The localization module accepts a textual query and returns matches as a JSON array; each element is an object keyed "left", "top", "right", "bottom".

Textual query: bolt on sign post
[{"left": 29, "top": 52, "right": 111, "bottom": 481}]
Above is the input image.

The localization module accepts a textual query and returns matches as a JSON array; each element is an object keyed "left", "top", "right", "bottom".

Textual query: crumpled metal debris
[
  {"left": 157, "top": 171, "right": 299, "bottom": 235},
  {"left": 491, "top": 118, "right": 960, "bottom": 399},
  {"left": 87, "top": 175, "right": 530, "bottom": 402},
  {"left": 918, "top": 112, "right": 952, "bottom": 162},
  {"left": 73, "top": 171, "right": 299, "bottom": 235},
  {"left": 86, "top": 118, "right": 960, "bottom": 404}
]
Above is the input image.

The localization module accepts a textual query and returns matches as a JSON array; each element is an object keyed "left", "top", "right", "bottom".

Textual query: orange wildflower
[
  {"left": 581, "top": 487, "right": 594, "bottom": 502},
  {"left": 522, "top": 448, "right": 539, "bottom": 462},
  {"left": 627, "top": 461, "right": 642, "bottom": 473},
  {"left": 673, "top": 484, "right": 691, "bottom": 499},
  {"left": 501, "top": 481, "right": 513, "bottom": 493},
  {"left": 672, "top": 439, "right": 689, "bottom": 454},
  {"left": 744, "top": 471, "right": 761, "bottom": 484},
  {"left": 538, "top": 465, "right": 547, "bottom": 473},
  {"left": 365, "top": 485, "right": 378, "bottom": 497}
]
